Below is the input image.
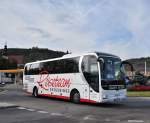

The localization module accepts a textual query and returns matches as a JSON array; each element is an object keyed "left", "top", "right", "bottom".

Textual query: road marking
[
  {"left": 83, "top": 116, "right": 121, "bottom": 122},
  {"left": 65, "top": 115, "right": 72, "bottom": 118},
  {"left": 17, "top": 107, "right": 49, "bottom": 114},
  {"left": 104, "top": 119, "right": 121, "bottom": 122},
  {"left": 128, "top": 120, "right": 144, "bottom": 123},
  {"left": 26, "top": 109, "right": 35, "bottom": 112},
  {"left": 37, "top": 111, "right": 49, "bottom": 114},
  {"left": 17, "top": 107, "right": 27, "bottom": 110},
  {"left": 83, "top": 115, "right": 95, "bottom": 121},
  {"left": 50, "top": 113, "right": 64, "bottom": 116},
  {"left": 105, "top": 118, "right": 112, "bottom": 122}
]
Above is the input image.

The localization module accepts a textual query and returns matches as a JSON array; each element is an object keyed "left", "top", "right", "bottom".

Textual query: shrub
[{"left": 128, "top": 85, "right": 150, "bottom": 91}]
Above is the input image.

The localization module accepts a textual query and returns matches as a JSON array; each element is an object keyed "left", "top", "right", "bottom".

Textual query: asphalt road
[{"left": 0, "top": 85, "right": 150, "bottom": 123}]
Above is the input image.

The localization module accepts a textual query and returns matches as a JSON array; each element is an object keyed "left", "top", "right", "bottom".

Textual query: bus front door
[{"left": 89, "top": 72, "right": 99, "bottom": 102}]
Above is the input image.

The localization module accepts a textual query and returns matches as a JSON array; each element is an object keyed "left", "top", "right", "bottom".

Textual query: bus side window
[
  {"left": 57, "top": 60, "right": 65, "bottom": 73},
  {"left": 30, "top": 63, "right": 40, "bottom": 75},
  {"left": 25, "top": 64, "right": 32, "bottom": 75},
  {"left": 41, "top": 62, "right": 53, "bottom": 74},
  {"left": 82, "top": 55, "right": 99, "bottom": 92},
  {"left": 64, "top": 58, "right": 79, "bottom": 73},
  {"left": 65, "top": 59, "right": 74, "bottom": 73},
  {"left": 37, "top": 57, "right": 79, "bottom": 74},
  {"left": 25, "top": 66, "right": 28, "bottom": 75}
]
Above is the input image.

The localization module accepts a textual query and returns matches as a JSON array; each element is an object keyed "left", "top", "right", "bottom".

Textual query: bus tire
[
  {"left": 71, "top": 91, "right": 80, "bottom": 103},
  {"left": 33, "top": 87, "right": 38, "bottom": 97}
]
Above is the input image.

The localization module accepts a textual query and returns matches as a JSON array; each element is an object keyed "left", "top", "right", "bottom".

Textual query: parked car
[{"left": 0, "top": 81, "right": 5, "bottom": 87}]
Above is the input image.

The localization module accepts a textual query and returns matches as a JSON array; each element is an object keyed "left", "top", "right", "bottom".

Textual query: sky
[{"left": 0, "top": 0, "right": 150, "bottom": 60}]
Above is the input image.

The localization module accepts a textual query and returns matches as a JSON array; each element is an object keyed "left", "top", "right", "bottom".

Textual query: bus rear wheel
[
  {"left": 71, "top": 92, "right": 80, "bottom": 103},
  {"left": 33, "top": 87, "right": 38, "bottom": 97}
]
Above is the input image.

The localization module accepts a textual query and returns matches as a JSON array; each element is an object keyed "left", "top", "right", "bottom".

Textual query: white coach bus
[{"left": 23, "top": 52, "right": 129, "bottom": 103}]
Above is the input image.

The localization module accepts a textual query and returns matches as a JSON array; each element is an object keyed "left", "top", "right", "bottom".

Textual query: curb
[{"left": 0, "top": 103, "right": 18, "bottom": 109}]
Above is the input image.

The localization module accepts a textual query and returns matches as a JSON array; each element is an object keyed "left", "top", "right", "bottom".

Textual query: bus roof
[
  {"left": 25, "top": 52, "right": 120, "bottom": 65},
  {"left": 62, "top": 52, "right": 120, "bottom": 59},
  {"left": 95, "top": 52, "right": 120, "bottom": 59}
]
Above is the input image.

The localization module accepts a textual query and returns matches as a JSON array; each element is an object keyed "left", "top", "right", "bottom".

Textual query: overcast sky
[{"left": 0, "top": 0, "right": 150, "bottom": 59}]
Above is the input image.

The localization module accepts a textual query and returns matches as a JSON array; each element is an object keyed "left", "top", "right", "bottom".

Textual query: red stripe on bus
[
  {"left": 25, "top": 92, "right": 97, "bottom": 103},
  {"left": 39, "top": 94, "right": 97, "bottom": 103},
  {"left": 80, "top": 99, "right": 97, "bottom": 103},
  {"left": 39, "top": 94, "right": 70, "bottom": 100}
]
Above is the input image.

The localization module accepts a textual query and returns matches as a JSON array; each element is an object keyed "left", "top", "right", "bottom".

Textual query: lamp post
[{"left": 145, "top": 61, "right": 147, "bottom": 76}]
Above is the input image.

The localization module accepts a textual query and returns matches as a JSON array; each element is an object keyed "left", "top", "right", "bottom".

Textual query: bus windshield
[
  {"left": 100, "top": 57, "right": 125, "bottom": 90},
  {"left": 101, "top": 58, "right": 122, "bottom": 80}
]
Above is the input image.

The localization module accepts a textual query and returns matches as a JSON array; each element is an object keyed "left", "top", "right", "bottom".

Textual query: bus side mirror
[
  {"left": 98, "top": 58, "right": 104, "bottom": 63},
  {"left": 98, "top": 58, "right": 105, "bottom": 71}
]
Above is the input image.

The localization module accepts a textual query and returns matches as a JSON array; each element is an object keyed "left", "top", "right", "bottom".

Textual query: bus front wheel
[
  {"left": 71, "top": 92, "right": 80, "bottom": 103},
  {"left": 33, "top": 87, "right": 38, "bottom": 97}
]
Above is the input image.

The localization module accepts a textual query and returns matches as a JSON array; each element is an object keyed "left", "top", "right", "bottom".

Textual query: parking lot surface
[{"left": 0, "top": 85, "right": 150, "bottom": 123}]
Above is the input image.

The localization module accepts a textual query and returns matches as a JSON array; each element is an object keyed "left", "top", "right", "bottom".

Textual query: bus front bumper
[{"left": 101, "top": 95, "right": 127, "bottom": 103}]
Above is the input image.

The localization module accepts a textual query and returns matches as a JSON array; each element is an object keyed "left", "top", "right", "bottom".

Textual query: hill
[
  {"left": 6, "top": 47, "right": 66, "bottom": 63},
  {"left": 0, "top": 47, "right": 66, "bottom": 69}
]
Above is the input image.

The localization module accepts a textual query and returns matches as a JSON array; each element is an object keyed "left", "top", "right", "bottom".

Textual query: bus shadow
[
  {"left": 80, "top": 102, "right": 125, "bottom": 108},
  {"left": 36, "top": 95, "right": 71, "bottom": 103},
  {"left": 27, "top": 95, "right": 150, "bottom": 109},
  {"left": 30, "top": 95, "right": 126, "bottom": 108}
]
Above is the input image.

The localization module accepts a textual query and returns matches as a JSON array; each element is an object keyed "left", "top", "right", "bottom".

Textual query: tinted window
[
  {"left": 25, "top": 65, "right": 29, "bottom": 75},
  {"left": 82, "top": 55, "right": 99, "bottom": 92},
  {"left": 41, "top": 61, "right": 56, "bottom": 74},
  {"left": 41, "top": 60, "right": 65, "bottom": 74},
  {"left": 64, "top": 58, "right": 79, "bottom": 73},
  {"left": 25, "top": 63, "right": 40, "bottom": 75},
  {"left": 34, "top": 57, "right": 80, "bottom": 75},
  {"left": 25, "top": 57, "right": 80, "bottom": 75}
]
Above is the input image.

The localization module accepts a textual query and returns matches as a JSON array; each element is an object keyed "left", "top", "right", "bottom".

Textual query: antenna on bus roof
[{"left": 66, "top": 50, "right": 72, "bottom": 54}]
